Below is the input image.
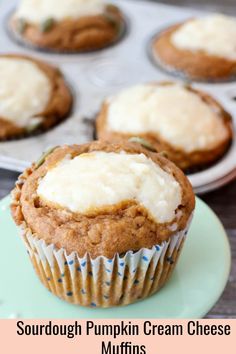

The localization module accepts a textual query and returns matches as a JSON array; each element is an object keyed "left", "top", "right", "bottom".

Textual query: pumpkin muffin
[
  {"left": 11, "top": 140, "right": 195, "bottom": 307},
  {"left": 96, "top": 82, "right": 233, "bottom": 172},
  {"left": 9, "top": 0, "right": 125, "bottom": 53},
  {"left": 151, "top": 14, "right": 236, "bottom": 81},
  {"left": 0, "top": 54, "right": 72, "bottom": 140}
]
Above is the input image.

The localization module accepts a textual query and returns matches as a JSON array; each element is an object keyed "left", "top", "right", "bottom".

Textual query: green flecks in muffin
[
  {"left": 104, "top": 5, "right": 123, "bottom": 35},
  {"left": 106, "top": 4, "right": 120, "bottom": 13},
  {"left": 158, "top": 151, "right": 169, "bottom": 158},
  {"left": 129, "top": 137, "right": 157, "bottom": 152},
  {"left": 25, "top": 124, "right": 40, "bottom": 134},
  {"left": 183, "top": 79, "right": 192, "bottom": 89},
  {"left": 25, "top": 117, "right": 43, "bottom": 134},
  {"left": 40, "top": 18, "right": 55, "bottom": 33},
  {"left": 104, "top": 4, "right": 125, "bottom": 37},
  {"left": 16, "top": 18, "right": 27, "bottom": 34},
  {"left": 103, "top": 13, "right": 119, "bottom": 28},
  {"left": 35, "top": 146, "right": 59, "bottom": 169}
]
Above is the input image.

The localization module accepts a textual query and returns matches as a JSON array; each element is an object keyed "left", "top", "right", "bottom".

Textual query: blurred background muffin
[
  {"left": 9, "top": 0, "right": 125, "bottom": 52},
  {"left": 0, "top": 54, "right": 72, "bottom": 140},
  {"left": 96, "top": 82, "right": 233, "bottom": 171},
  {"left": 152, "top": 14, "right": 236, "bottom": 81}
]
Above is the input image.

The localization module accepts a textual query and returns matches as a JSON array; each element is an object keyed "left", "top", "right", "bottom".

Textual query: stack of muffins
[{"left": 5, "top": 0, "right": 234, "bottom": 308}]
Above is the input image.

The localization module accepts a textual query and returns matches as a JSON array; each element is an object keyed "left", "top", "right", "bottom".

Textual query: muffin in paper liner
[
  {"left": 11, "top": 141, "right": 195, "bottom": 308},
  {"left": 18, "top": 220, "right": 191, "bottom": 308}
]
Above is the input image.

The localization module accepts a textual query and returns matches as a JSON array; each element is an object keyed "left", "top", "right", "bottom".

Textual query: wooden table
[{"left": 0, "top": 0, "right": 235, "bottom": 319}]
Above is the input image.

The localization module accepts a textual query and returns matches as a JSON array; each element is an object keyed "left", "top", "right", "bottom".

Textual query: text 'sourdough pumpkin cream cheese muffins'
[
  {"left": 152, "top": 14, "right": 236, "bottom": 81},
  {"left": 11, "top": 141, "right": 195, "bottom": 307},
  {"left": 9, "top": 0, "right": 125, "bottom": 52},
  {"left": 96, "top": 82, "right": 233, "bottom": 172},
  {"left": 0, "top": 54, "right": 72, "bottom": 140}
]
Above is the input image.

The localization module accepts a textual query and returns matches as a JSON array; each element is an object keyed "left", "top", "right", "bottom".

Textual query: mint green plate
[{"left": 0, "top": 196, "right": 231, "bottom": 319}]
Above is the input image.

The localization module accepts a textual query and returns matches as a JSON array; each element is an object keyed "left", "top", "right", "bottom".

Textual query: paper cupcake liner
[{"left": 18, "top": 216, "right": 192, "bottom": 308}]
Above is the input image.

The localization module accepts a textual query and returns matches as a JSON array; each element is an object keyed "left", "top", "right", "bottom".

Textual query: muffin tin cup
[
  {"left": 5, "top": 9, "right": 129, "bottom": 55},
  {"left": 16, "top": 215, "right": 192, "bottom": 308},
  {"left": 148, "top": 30, "right": 236, "bottom": 84},
  {"left": 0, "top": 58, "right": 75, "bottom": 142}
]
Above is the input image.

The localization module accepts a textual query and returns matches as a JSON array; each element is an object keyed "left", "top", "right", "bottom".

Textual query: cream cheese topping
[
  {"left": 37, "top": 151, "right": 182, "bottom": 223},
  {"left": 0, "top": 57, "right": 51, "bottom": 128},
  {"left": 171, "top": 14, "right": 236, "bottom": 60},
  {"left": 15, "top": 0, "right": 106, "bottom": 24},
  {"left": 106, "top": 84, "right": 228, "bottom": 153}
]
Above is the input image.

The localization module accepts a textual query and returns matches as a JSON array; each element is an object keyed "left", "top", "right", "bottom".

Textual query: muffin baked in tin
[
  {"left": 151, "top": 14, "right": 236, "bottom": 81},
  {"left": 11, "top": 140, "right": 195, "bottom": 306},
  {"left": 9, "top": 0, "right": 126, "bottom": 53},
  {"left": 96, "top": 82, "right": 233, "bottom": 172},
  {"left": 0, "top": 54, "right": 73, "bottom": 141}
]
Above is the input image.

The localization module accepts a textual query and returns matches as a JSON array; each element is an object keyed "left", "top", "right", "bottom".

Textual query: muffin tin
[{"left": 0, "top": 0, "right": 235, "bottom": 194}]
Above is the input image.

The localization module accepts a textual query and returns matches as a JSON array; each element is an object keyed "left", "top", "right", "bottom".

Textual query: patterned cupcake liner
[{"left": 18, "top": 216, "right": 192, "bottom": 308}]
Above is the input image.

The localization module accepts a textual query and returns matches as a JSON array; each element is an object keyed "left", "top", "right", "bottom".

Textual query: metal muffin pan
[{"left": 0, "top": 0, "right": 235, "bottom": 194}]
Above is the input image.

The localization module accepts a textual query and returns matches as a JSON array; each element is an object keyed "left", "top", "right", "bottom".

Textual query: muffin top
[
  {"left": 171, "top": 14, "right": 236, "bottom": 61},
  {"left": 15, "top": 0, "right": 106, "bottom": 23},
  {"left": 37, "top": 151, "right": 181, "bottom": 223},
  {"left": 12, "top": 141, "right": 195, "bottom": 258},
  {"left": 11, "top": 0, "right": 124, "bottom": 53},
  {"left": 104, "top": 83, "right": 229, "bottom": 153},
  {"left": 0, "top": 56, "right": 51, "bottom": 128}
]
